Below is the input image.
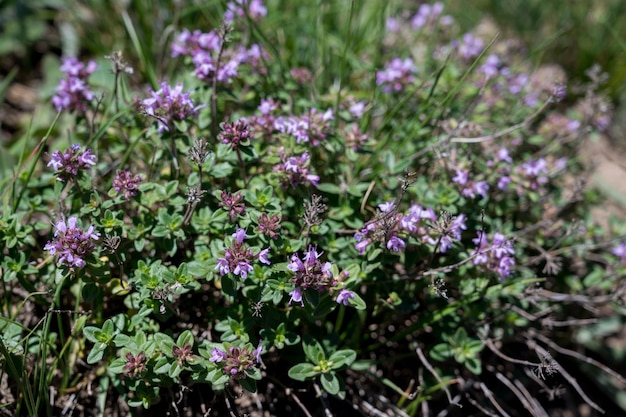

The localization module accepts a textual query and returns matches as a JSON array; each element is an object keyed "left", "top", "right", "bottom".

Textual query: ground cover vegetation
[{"left": 1, "top": 1, "right": 626, "bottom": 416}]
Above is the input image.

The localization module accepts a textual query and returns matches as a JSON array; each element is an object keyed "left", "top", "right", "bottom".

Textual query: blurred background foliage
[
  {"left": 1, "top": 0, "right": 624, "bottom": 97},
  {"left": 448, "top": 0, "right": 626, "bottom": 100}
]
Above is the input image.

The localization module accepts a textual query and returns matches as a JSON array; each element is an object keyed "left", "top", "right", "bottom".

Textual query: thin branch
[
  {"left": 529, "top": 340, "right": 605, "bottom": 414},
  {"left": 513, "top": 378, "right": 551, "bottom": 417},
  {"left": 465, "top": 393, "right": 498, "bottom": 417},
  {"left": 524, "top": 287, "right": 625, "bottom": 305},
  {"left": 415, "top": 346, "right": 459, "bottom": 407},
  {"left": 529, "top": 330, "right": 626, "bottom": 385},
  {"left": 313, "top": 383, "right": 334, "bottom": 417},
  {"left": 483, "top": 338, "right": 541, "bottom": 368},
  {"left": 494, "top": 371, "right": 547, "bottom": 417},
  {"left": 419, "top": 367, "right": 429, "bottom": 417},
  {"left": 285, "top": 388, "right": 313, "bottom": 417},
  {"left": 450, "top": 96, "right": 552, "bottom": 143},
  {"left": 479, "top": 382, "right": 512, "bottom": 417}
]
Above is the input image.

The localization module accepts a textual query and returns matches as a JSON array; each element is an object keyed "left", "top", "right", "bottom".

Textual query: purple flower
[
  {"left": 258, "top": 248, "right": 271, "bottom": 265},
  {"left": 519, "top": 158, "right": 548, "bottom": 190},
  {"left": 233, "top": 261, "right": 253, "bottom": 279},
  {"left": 232, "top": 228, "right": 250, "bottom": 243},
  {"left": 289, "top": 287, "right": 304, "bottom": 306},
  {"left": 224, "top": 0, "right": 267, "bottom": 23},
  {"left": 47, "top": 144, "right": 96, "bottom": 182},
  {"left": 458, "top": 33, "right": 484, "bottom": 60},
  {"left": 210, "top": 343, "right": 263, "bottom": 379},
  {"left": 452, "top": 169, "right": 469, "bottom": 185},
  {"left": 411, "top": 2, "right": 444, "bottom": 29},
  {"left": 354, "top": 236, "right": 371, "bottom": 255},
  {"left": 274, "top": 150, "right": 319, "bottom": 188},
  {"left": 496, "top": 148, "right": 512, "bottom": 163},
  {"left": 472, "top": 231, "right": 515, "bottom": 279},
  {"left": 218, "top": 119, "right": 251, "bottom": 149},
  {"left": 52, "top": 57, "right": 98, "bottom": 113},
  {"left": 429, "top": 213, "right": 467, "bottom": 253},
  {"left": 507, "top": 73, "right": 528, "bottom": 95},
  {"left": 172, "top": 28, "right": 264, "bottom": 84},
  {"left": 497, "top": 175, "right": 511, "bottom": 191},
  {"left": 612, "top": 243, "right": 626, "bottom": 258},
  {"left": 349, "top": 101, "right": 366, "bottom": 119},
  {"left": 141, "top": 81, "right": 203, "bottom": 133},
  {"left": 112, "top": 170, "right": 142, "bottom": 200},
  {"left": 215, "top": 232, "right": 262, "bottom": 280},
  {"left": 287, "top": 246, "right": 339, "bottom": 306},
  {"left": 387, "top": 235, "right": 406, "bottom": 252},
  {"left": 336, "top": 289, "right": 355, "bottom": 306},
  {"left": 219, "top": 191, "right": 246, "bottom": 221},
  {"left": 378, "top": 201, "right": 395, "bottom": 212},
  {"left": 273, "top": 108, "right": 333, "bottom": 145},
  {"left": 257, "top": 213, "right": 281, "bottom": 239},
  {"left": 215, "top": 258, "right": 230, "bottom": 275},
  {"left": 376, "top": 58, "right": 417, "bottom": 93},
  {"left": 386, "top": 17, "right": 400, "bottom": 32},
  {"left": 612, "top": 243, "right": 626, "bottom": 266},
  {"left": 209, "top": 348, "right": 228, "bottom": 363},
  {"left": 480, "top": 54, "right": 501, "bottom": 78},
  {"left": 44, "top": 216, "right": 100, "bottom": 268}
]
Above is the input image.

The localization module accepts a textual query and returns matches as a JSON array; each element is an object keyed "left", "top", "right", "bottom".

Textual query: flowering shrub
[{"left": 2, "top": 1, "right": 626, "bottom": 416}]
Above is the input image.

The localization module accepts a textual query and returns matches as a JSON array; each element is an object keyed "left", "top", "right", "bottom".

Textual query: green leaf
[
  {"left": 169, "top": 362, "right": 182, "bottom": 378},
  {"left": 83, "top": 326, "right": 102, "bottom": 343},
  {"left": 87, "top": 343, "right": 107, "bottom": 364},
  {"left": 320, "top": 372, "right": 340, "bottom": 395},
  {"left": 288, "top": 363, "right": 318, "bottom": 381},
  {"left": 302, "top": 336, "right": 325, "bottom": 364},
  {"left": 465, "top": 356, "right": 482, "bottom": 375},
  {"left": 316, "top": 183, "right": 342, "bottom": 194},
  {"left": 153, "top": 357, "right": 171, "bottom": 374},
  {"left": 176, "top": 330, "right": 195, "bottom": 348},
  {"left": 329, "top": 349, "right": 356, "bottom": 369},
  {"left": 240, "top": 376, "right": 257, "bottom": 392},
  {"left": 347, "top": 292, "right": 366, "bottom": 310},
  {"left": 430, "top": 343, "right": 453, "bottom": 361}
]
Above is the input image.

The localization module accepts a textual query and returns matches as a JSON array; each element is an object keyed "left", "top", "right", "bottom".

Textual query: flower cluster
[
  {"left": 343, "top": 124, "right": 369, "bottom": 150},
  {"left": 245, "top": 98, "right": 280, "bottom": 138},
  {"left": 287, "top": 246, "right": 353, "bottom": 306},
  {"left": 215, "top": 228, "right": 270, "bottom": 280},
  {"left": 52, "top": 57, "right": 98, "bottom": 113},
  {"left": 112, "top": 170, "right": 142, "bottom": 200},
  {"left": 428, "top": 212, "right": 468, "bottom": 253},
  {"left": 256, "top": 213, "right": 281, "bottom": 239},
  {"left": 471, "top": 232, "right": 516, "bottom": 280},
  {"left": 376, "top": 57, "right": 417, "bottom": 93},
  {"left": 218, "top": 119, "right": 251, "bottom": 149},
  {"left": 612, "top": 242, "right": 626, "bottom": 266},
  {"left": 538, "top": 114, "right": 581, "bottom": 139},
  {"left": 456, "top": 32, "right": 484, "bottom": 61},
  {"left": 273, "top": 150, "right": 319, "bottom": 188},
  {"left": 218, "top": 191, "right": 246, "bottom": 221},
  {"left": 141, "top": 81, "right": 203, "bottom": 133},
  {"left": 123, "top": 352, "right": 147, "bottom": 378},
  {"left": 410, "top": 2, "right": 452, "bottom": 29},
  {"left": 44, "top": 216, "right": 100, "bottom": 268},
  {"left": 171, "top": 28, "right": 264, "bottom": 84},
  {"left": 273, "top": 108, "right": 334, "bottom": 146},
  {"left": 47, "top": 144, "right": 96, "bottom": 182},
  {"left": 209, "top": 341, "right": 262, "bottom": 379},
  {"left": 355, "top": 202, "right": 467, "bottom": 255},
  {"left": 452, "top": 168, "right": 490, "bottom": 199},
  {"left": 172, "top": 343, "right": 194, "bottom": 365},
  {"left": 224, "top": 0, "right": 267, "bottom": 23},
  {"left": 518, "top": 158, "right": 549, "bottom": 191}
]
